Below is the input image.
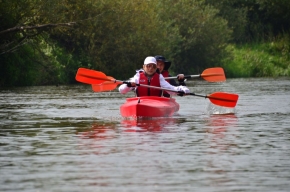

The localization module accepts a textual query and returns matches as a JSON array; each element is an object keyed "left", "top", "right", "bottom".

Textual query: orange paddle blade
[
  {"left": 207, "top": 92, "right": 239, "bottom": 108},
  {"left": 92, "top": 76, "right": 121, "bottom": 92},
  {"left": 75, "top": 68, "right": 110, "bottom": 84},
  {"left": 201, "top": 67, "right": 226, "bottom": 82}
]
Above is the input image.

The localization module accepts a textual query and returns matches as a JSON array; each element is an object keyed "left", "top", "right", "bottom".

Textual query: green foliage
[
  {"left": 0, "top": 0, "right": 79, "bottom": 86},
  {"left": 256, "top": 0, "right": 290, "bottom": 34},
  {"left": 0, "top": 34, "right": 79, "bottom": 86},
  {"left": 1, "top": 0, "right": 290, "bottom": 87},
  {"left": 205, "top": 0, "right": 290, "bottom": 42},
  {"left": 205, "top": 0, "right": 248, "bottom": 42},
  {"left": 152, "top": 0, "right": 232, "bottom": 75},
  {"left": 223, "top": 34, "right": 290, "bottom": 77},
  {"left": 47, "top": 0, "right": 166, "bottom": 79}
]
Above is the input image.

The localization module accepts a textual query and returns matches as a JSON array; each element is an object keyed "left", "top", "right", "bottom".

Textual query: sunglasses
[{"left": 145, "top": 64, "right": 157, "bottom": 68}]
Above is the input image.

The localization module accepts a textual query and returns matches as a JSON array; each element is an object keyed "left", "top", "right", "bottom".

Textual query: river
[{"left": 1, "top": 77, "right": 290, "bottom": 192}]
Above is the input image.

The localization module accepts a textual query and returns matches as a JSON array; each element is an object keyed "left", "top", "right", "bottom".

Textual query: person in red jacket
[
  {"left": 154, "top": 55, "right": 186, "bottom": 97},
  {"left": 118, "top": 56, "right": 190, "bottom": 97}
]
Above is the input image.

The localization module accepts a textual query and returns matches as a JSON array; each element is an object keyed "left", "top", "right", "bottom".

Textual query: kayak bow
[{"left": 120, "top": 96, "right": 179, "bottom": 118}]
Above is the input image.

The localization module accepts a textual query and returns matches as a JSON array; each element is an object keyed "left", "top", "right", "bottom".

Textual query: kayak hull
[{"left": 120, "top": 96, "right": 179, "bottom": 118}]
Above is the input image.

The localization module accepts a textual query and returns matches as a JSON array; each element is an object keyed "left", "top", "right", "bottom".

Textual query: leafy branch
[{"left": 0, "top": 22, "right": 76, "bottom": 35}]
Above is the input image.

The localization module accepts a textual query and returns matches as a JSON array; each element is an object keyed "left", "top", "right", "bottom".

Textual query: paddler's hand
[
  {"left": 177, "top": 91, "right": 186, "bottom": 97},
  {"left": 126, "top": 82, "right": 136, "bottom": 87},
  {"left": 177, "top": 74, "right": 186, "bottom": 86},
  {"left": 177, "top": 86, "right": 190, "bottom": 96},
  {"left": 177, "top": 74, "right": 185, "bottom": 81}
]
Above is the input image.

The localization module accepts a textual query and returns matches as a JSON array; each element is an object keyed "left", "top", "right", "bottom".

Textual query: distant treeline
[{"left": 1, "top": 0, "right": 290, "bottom": 86}]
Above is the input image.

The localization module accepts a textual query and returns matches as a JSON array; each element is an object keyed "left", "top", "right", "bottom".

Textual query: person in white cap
[{"left": 118, "top": 56, "right": 190, "bottom": 97}]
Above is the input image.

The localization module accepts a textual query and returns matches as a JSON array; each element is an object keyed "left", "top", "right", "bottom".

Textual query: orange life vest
[{"left": 136, "top": 71, "right": 161, "bottom": 97}]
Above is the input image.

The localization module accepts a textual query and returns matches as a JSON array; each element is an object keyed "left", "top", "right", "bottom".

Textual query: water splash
[{"left": 206, "top": 103, "right": 237, "bottom": 115}]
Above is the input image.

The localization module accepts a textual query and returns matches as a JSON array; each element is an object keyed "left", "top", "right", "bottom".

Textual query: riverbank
[{"left": 222, "top": 35, "right": 290, "bottom": 78}]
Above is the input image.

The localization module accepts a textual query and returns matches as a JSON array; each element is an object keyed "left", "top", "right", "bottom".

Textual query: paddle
[
  {"left": 75, "top": 68, "right": 109, "bottom": 84},
  {"left": 122, "top": 84, "right": 239, "bottom": 108},
  {"left": 165, "top": 67, "right": 226, "bottom": 82},
  {"left": 91, "top": 67, "right": 226, "bottom": 92},
  {"left": 75, "top": 68, "right": 239, "bottom": 108},
  {"left": 91, "top": 76, "right": 122, "bottom": 92}
]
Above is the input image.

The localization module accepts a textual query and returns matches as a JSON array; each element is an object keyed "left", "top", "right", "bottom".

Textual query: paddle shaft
[
  {"left": 126, "top": 84, "right": 238, "bottom": 105},
  {"left": 133, "top": 83, "right": 185, "bottom": 94},
  {"left": 136, "top": 85, "right": 226, "bottom": 100},
  {"left": 189, "top": 93, "right": 236, "bottom": 102},
  {"left": 85, "top": 75, "right": 227, "bottom": 100},
  {"left": 165, "top": 75, "right": 200, "bottom": 80},
  {"left": 165, "top": 73, "right": 225, "bottom": 80},
  {"left": 164, "top": 67, "right": 226, "bottom": 82},
  {"left": 76, "top": 68, "right": 238, "bottom": 107},
  {"left": 80, "top": 73, "right": 186, "bottom": 94}
]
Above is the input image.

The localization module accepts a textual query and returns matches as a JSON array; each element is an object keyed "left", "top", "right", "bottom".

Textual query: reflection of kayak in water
[
  {"left": 205, "top": 114, "right": 238, "bottom": 134},
  {"left": 121, "top": 118, "right": 177, "bottom": 132},
  {"left": 76, "top": 117, "right": 178, "bottom": 139},
  {"left": 120, "top": 96, "right": 179, "bottom": 118},
  {"left": 76, "top": 122, "right": 116, "bottom": 140}
]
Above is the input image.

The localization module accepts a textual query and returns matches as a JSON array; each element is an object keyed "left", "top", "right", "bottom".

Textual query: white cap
[{"left": 144, "top": 56, "right": 157, "bottom": 65}]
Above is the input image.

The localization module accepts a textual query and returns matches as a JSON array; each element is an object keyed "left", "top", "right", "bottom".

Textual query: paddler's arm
[
  {"left": 168, "top": 74, "right": 186, "bottom": 86},
  {"left": 177, "top": 74, "right": 186, "bottom": 86},
  {"left": 119, "top": 84, "right": 132, "bottom": 94},
  {"left": 169, "top": 78, "right": 179, "bottom": 86},
  {"left": 118, "top": 73, "right": 139, "bottom": 94},
  {"left": 159, "top": 74, "right": 190, "bottom": 95}
]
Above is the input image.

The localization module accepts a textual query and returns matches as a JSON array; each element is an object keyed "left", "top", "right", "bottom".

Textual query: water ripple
[{"left": 1, "top": 79, "right": 290, "bottom": 191}]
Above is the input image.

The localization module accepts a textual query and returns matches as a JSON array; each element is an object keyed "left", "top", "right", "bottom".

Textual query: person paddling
[
  {"left": 155, "top": 55, "right": 186, "bottom": 97},
  {"left": 118, "top": 56, "right": 190, "bottom": 97}
]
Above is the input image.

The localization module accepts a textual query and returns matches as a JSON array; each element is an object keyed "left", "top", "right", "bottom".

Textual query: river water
[{"left": 1, "top": 78, "right": 290, "bottom": 192}]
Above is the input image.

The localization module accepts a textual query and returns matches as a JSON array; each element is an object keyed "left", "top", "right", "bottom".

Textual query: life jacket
[
  {"left": 136, "top": 71, "right": 162, "bottom": 97},
  {"left": 161, "top": 70, "right": 170, "bottom": 83}
]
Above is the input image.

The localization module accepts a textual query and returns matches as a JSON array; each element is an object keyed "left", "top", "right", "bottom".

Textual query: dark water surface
[{"left": 1, "top": 78, "right": 290, "bottom": 192}]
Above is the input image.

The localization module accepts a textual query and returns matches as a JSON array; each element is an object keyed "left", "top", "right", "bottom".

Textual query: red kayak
[{"left": 120, "top": 96, "right": 179, "bottom": 118}]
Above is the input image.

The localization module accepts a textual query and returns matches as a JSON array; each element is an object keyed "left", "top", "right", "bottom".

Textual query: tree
[
  {"left": 153, "top": 0, "right": 232, "bottom": 74},
  {"left": 0, "top": 0, "right": 84, "bottom": 86}
]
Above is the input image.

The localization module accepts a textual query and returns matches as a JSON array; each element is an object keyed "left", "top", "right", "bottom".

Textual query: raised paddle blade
[
  {"left": 75, "top": 68, "right": 109, "bottom": 84},
  {"left": 201, "top": 67, "right": 226, "bottom": 82},
  {"left": 207, "top": 92, "right": 239, "bottom": 108},
  {"left": 164, "top": 67, "right": 226, "bottom": 82},
  {"left": 92, "top": 76, "right": 121, "bottom": 92}
]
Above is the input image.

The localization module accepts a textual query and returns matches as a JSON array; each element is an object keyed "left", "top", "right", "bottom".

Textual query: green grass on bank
[{"left": 222, "top": 35, "right": 290, "bottom": 78}]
